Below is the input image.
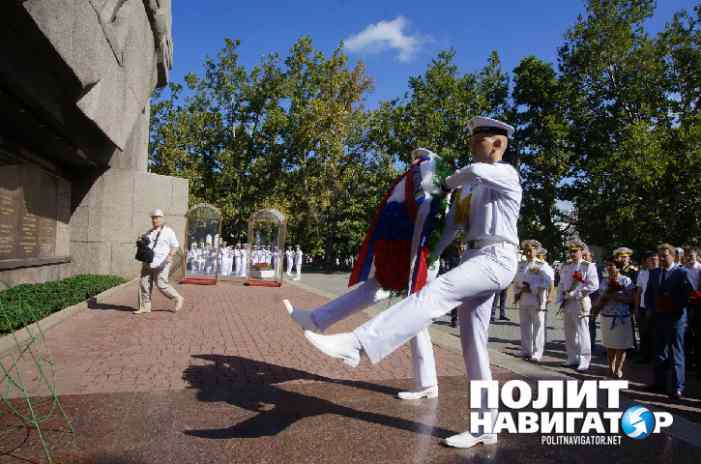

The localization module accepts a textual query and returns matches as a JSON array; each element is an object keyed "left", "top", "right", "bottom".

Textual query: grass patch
[{"left": 0, "top": 274, "right": 127, "bottom": 335}]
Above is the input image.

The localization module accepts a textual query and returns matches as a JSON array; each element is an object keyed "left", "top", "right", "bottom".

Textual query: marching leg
[
  {"left": 398, "top": 329, "right": 439, "bottom": 400},
  {"left": 443, "top": 295, "right": 498, "bottom": 448}
]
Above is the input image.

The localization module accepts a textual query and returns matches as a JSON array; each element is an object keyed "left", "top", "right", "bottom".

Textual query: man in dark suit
[{"left": 645, "top": 243, "right": 692, "bottom": 400}]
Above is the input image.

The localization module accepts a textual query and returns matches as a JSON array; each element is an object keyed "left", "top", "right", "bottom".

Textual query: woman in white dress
[{"left": 593, "top": 258, "right": 635, "bottom": 378}]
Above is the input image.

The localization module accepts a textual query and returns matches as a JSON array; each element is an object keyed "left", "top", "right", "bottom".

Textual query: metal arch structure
[{"left": 245, "top": 209, "right": 287, "bottom": 287}]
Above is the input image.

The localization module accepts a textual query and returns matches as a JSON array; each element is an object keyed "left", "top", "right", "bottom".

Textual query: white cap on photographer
[{"left": 151, "top": 209, "right": 164, "bottom": 217}]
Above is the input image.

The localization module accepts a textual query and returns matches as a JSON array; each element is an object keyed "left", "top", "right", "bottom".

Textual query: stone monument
[{"left": 0, "top": 0, "right": 188, "bottom": 288}]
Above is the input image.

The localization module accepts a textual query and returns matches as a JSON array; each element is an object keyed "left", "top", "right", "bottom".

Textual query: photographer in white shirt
[{"left": 136, "top": 209, "right": 185, "bottom": 314}]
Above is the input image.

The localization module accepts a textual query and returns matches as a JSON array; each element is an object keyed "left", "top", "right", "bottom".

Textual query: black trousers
[{"left": 491, "top": 289, "right": 507, "bottom": 319}]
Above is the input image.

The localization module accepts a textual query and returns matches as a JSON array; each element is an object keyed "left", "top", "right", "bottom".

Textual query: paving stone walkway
[
  {"left": 2, "top": 280, "right": 466, "bottom": 397},
  {"left": 3, "top": 276, "right": 701, "bottom": 463}
]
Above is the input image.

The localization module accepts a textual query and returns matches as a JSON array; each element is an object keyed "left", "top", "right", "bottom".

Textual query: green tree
[
  {"left": 149, "top": 37, "right": 380, "bottom": 265},
  {"left": 557, "top": 0, "right": 693, "bottom": 253},
  {"left": 366, "top": 50, "right": 509, "bottom": 168},
  {"left": 512, "top": 56, "right": 570, "bottom": 258}
]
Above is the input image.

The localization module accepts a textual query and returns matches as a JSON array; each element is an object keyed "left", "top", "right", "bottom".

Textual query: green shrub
[{"left": 0, "top": 274, "right": 127, "bottom": 335}]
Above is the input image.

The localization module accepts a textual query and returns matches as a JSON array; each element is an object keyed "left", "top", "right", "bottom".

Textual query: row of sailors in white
[
  {"left": 513, "top": 240, "right": 554, "bottom": 362},
  {"left": 250, "top": 246, "right": 276, "bottom": 266},
  {"left": 218, "top": 245, "right": 249, "bottom": 277},
  {"left": 186, "top": 244, "right": 219, "bottom": 274},
  {"left": 285, "top": 246, "right": 304, "bottom": 280}
]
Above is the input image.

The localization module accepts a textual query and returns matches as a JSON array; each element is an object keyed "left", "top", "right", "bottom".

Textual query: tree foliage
[{"left": 150, "top": 1, "right": 701, "bottom": 266}]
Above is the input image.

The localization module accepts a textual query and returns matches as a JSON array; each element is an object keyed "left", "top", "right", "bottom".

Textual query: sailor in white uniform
[
  {"left": 233, "top": 243, "right": 241, "bottom": 276},
  {"left": 240, "top": 244, "right": 248, "bottom": 277},
  {"left": 294, "top": 245, "right": 303, "bottom": 281},
  {"left": 514, "top": 240, "right": 551, "bottom": 362},
  {"left": 558, "top": 239, "right": 599, "bottom": 372},
  {"left": 286, "top": 247, "right": 295, "bottom": 276},
  {"left": 187, "top": 244, "right": 197, "bottom": 272},
  {"left": 299, "top": 116, "right": 522, "bottom": 449},
  {"left": 218, "top": 246, "right": 227, "bottom": 276}
]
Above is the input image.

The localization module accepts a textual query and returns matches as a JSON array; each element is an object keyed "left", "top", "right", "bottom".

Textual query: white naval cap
[
  {"left": 468, "top": 116, "right": 515, "bottom": 138},
  {"left": 613, "top": 246, "right": 633, "bottom": 257},
  {"left": 411, "top": 147, "right": 441, "bottom": 161},
  {"left": 150, "top": 209, "right": 164, "bottom": 217}
]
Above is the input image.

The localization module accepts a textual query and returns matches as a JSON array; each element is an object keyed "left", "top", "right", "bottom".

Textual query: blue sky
[{"left": 170, "top": 0, "right": 696, "bottom": 109}]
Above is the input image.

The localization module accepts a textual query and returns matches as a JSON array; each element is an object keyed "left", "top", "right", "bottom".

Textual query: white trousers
[
  {"left": 354, "top": 244, "right": 518, "bottom": 433},
  {"left": 519, "top": 303, "right": 545, "bottom": 360},
  {"left": 295, "top": 260, "right": 302, "bottom": 279},
  {"left": 287, "top": 258, "right": 294, "bottom": 275},
  {"left": 240, "top": 256, "right": 248, "bottom": 277},
  {"left": 313, "top": 278, "right": 438, "bottom": 389},
  {"left": 563, "top": 299, "right": 591, "bottom": 368}
]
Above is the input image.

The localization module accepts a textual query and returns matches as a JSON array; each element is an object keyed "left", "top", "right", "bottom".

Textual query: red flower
[
  {"left": 573, "top": 271, "right": 584, "bottom": 283},
  {"left": 690, "top": 291, "right": 701, "bottom": 305},
  {"left": 608, "top": 279, "right": 624, "bottom": 292}
]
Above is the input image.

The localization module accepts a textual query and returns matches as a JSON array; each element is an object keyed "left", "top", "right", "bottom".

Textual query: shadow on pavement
[
  {"left": 87, "top": 297, "right": 135, "bottom": 312},
  {"left": 181, "top": 354, "right": 457, "bottom": 440}
]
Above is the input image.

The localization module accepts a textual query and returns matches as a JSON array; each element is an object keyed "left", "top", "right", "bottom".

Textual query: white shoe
[
  {"left": 444, "top": 431, "right": 498, "bottom": 449},
  {"left": 174, "top": 295, "right": 184, "bottom": 312},
  {"left": 283, "top": 300, "right": 320, "bottom": 332},
  {"left": 397, "top": 385, "right": 438, "bottom": 400},
  {"left": 304, "top": 331, "right": 361, "bottom": 367},
  {"left": 576, "top": 365, "right": 590, "bottom": 372}
]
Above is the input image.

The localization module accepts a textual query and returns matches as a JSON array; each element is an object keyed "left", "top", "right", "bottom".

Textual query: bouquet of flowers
[
  {"left": 253, "top": 263, "right": 272, "bottom": 271},
  {"left": 557, "top": 270, "right": 586, "bottom": 318},
  {"left": 689, "top": 290, "right": 701, "bottom": 308}
]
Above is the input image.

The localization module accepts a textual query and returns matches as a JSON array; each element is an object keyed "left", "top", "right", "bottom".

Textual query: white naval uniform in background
[
  {"left": 233, "top": 247, "right": 241, "bottom": 276},
  {"left": 295, "top": 248, "right": 303, "bottom": 280},
  {"left": 515, "top": 259, "right": 551, "bottom": 360},
  {"left": 557, "top": 260, "right": 599, "bottom": 369},
  {"left": 218, "top": 248, "right": 227, "bottom": 276},
  {"left": 240, "top": 247, "right": 248, "bottom": 277},
  {"left": 286, "top": 250, "right": 294, "bottom": 276},
  {"left": 353, "top": 161, "right": 522, "bottom": 434}
]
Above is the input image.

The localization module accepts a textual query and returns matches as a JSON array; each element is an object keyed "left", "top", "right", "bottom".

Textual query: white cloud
[{"left": 343, "top": 16, "right": 428, "bottom": 63}]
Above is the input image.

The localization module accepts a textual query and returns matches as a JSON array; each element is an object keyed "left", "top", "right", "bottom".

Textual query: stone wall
[
  {"left": 70, "top": 171, "right": 188, "bottom": 277},
  {"left": 0, "top": 1, "right": 187, "bottom": 287}
]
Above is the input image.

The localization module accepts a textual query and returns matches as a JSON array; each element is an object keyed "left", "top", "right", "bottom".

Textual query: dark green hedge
[{"left": 0, "top": 274, "right": 127, "bottom": 335}]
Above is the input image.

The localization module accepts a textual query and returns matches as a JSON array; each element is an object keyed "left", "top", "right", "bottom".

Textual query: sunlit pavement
[{"left": 1, "top": 274, "right": 700, "bottom": 463}]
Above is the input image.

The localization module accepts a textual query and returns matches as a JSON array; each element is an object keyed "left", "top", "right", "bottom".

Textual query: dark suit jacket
[{"left": 645, "top": 266, "right": 692, "bottom": 315}]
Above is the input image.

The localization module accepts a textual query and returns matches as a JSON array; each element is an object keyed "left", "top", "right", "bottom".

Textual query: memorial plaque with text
[
  {"left": 0, "top": 165, "right": 20, "bottom": 260},
  {"left": 0, "top": 162, "right": 64, "bottom": 264}
]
